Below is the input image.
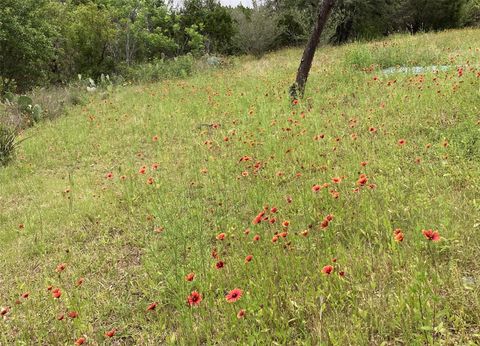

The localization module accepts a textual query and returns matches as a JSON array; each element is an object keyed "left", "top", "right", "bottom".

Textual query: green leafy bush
[
  {"left": 231, "top": 7, "right": 280, "bottom": 57},
  {"left": 118, "top": 55, "right": 195, "bottom": 83},
  {"left": 461, "top": 0, "right": 480, "bottom": 26}
]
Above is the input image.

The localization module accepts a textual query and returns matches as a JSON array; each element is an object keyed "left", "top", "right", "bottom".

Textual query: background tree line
[{"left": 1, "top": 0, "right": 479, "bottom": 92}]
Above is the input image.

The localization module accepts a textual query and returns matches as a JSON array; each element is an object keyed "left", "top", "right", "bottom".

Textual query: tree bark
[{"left": 290, "top": 0, "right": 336, "bottom": 99}]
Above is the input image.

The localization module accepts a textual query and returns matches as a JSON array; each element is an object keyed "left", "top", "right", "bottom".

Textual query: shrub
[
  {"left": 461, "top": 0, "right": 480, "bottom": 26},
  {"left": 0, "top": 0, "right": 57, "bottom": 92},
  {"left": 118, "top": 55, "right": 195, "bottom": 83},
  {"left": 231, "top": 7, "right": 280, "bottom": 57}
]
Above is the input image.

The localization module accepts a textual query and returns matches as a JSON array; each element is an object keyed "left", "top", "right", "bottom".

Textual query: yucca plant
[{"left": 0, "top": 126, "right": 25, "bottom": 167}]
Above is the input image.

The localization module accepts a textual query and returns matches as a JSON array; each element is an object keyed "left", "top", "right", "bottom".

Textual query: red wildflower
[
  {"left": 152, "top": 135, "right": 159, "bottom": 142},
  {"left": 278, "top": 231, "right": 288, "bottom": 238},
  {"left": 56, "top": 263, "right": 66, "bottom": 272},
  {"left": 253, "top": 234, "right": 260, "bottom": 242},
  {"left": 0, "top": 307, "right": 10, "bottom": 316},
  {"left": 320, "top": 219, "right": 329, "bottom": 229},
  {"left": 146, "top": 302, "right": 157, "bottom": 311},
  {"left": 147, "top": 177, "right": 154, "bottom": 185},
  {"left": 138, "top": 166, "right": 146, "bottom": 174},
  {"left": 398, "top": 139, "right": 406, "bottom": 146},
  {"left": 75, "top": 337, "right": 86, "bottom": 345},
  {"left": 105, "top": 172, "right": 113, "bottom": 179},
  {"left": 76, "top": 277, "right": 84, "bottom": 287},
  {"left": 282, "top": 220, "right": 290, "bottom": 227},
  {"left": 215, "top": 261, "right": 225, "bottom": 269},
  {"left": 300, "top": 230, "right": 309, "bottom": 236},
  {"left": 325, "top": 214, "right": 334, "bottom": 222},
  {"left": 245, "top": 255, "right": 253, "bottom": 263},
  {"left": 270, "top": 207, "right": 278, "bottom": 213},
  {"left": 185, "top": 272, "right": 195, "bottom": 281},
  {"left": 226, "top": 288, "right": 243, "bottom": 303},
  {"left": 151, "top": 163, "right": 160, "bottom": 170},
  {"left": 18, "top": 223, "right": 25, "bottom": 229},
  {"left": 285, "top": 195, "right": 293, "bottom": 203},
  {"left": 360, "top": 161, "right": 368, "bottom": 167},
  {"left": 105, "top": 329, "right": 116, "bottom": 338},
  {"left": 339, "top": 271, "right": 346, "bottom": 277},
  {"left": 211, "top": 249, "right": 218, "bottom": 258},
  {"left": 332, "top": 177, "right": 342, "bottom": 184},
  {"left": 52, "top": 288, "right": 62, "bottom": 299},
  {"left": 357, "top": 174, "right": 368, "bottom": 186},
  {"left": 252, "top": 211, "right": 265, "bottom": 225},
  {"left": 68, "top": 311, "right": 78, "bottom": 319},
  {"left": 394, "top": 229, "right": 404, "bottom": 242},
  {"left": 269, "top": 218, "right": 276, "bottom": 224},
  {"left": 216, "top": 233, "right": 226, "bottom": 240},
  {"left": 321, "top": 265, "right": 334, "bottom": 275},
  {"left": 312, "top": 184, "right": 321, "bottom": 192},
  {"left": 21, "top": 292, "right": 29, "bottom": 299},
  {"left": 271, "top": 235, "right": 279, "bottom": 243},
  {"left": 244, "top": 228, "right": 250, "bottom": 235},
  {"left": 422, "top": 229, "right": 440, "bottom": 242},
  {"left": 330, "top": 190, "right": 340, "bottom": 199},
  {"left": 187, "top": 291, "right": 202, "bottom": 306},
  {"left": 237, "top": 309, "right": 246, "bottom": 319},
  {"left": 292, "top": 99, "right": 299, "bottom": 105}
]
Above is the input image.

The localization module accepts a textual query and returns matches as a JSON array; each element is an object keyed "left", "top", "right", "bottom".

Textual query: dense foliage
[{"left": 0, "top": 0, "right": 478, "bottom": 91}]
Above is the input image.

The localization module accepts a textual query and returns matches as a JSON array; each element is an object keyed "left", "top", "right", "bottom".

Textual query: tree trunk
[{"left": 290, "top": 0, "right": 336, "bottom": 99}]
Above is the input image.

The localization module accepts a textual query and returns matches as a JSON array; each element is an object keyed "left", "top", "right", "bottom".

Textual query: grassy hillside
[{"left": 1, "top": 29, "right": 479, "bottom": 345}]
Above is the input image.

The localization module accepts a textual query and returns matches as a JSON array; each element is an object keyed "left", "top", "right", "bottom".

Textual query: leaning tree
[{"left": 290, "top": 0, "right": 336, "bottom": 99}]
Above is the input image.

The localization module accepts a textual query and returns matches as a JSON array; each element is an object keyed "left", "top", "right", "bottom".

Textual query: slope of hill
[{"left": 1, "top": 29, "right": 479, "bottom": 344}]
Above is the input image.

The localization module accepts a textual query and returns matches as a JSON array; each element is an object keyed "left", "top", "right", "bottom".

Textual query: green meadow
[{"left": 1, "top": 28, "right": 479, "bottom": 345}]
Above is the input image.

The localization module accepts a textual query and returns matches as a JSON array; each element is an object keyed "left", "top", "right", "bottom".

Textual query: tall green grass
[{"left": 0, "top": 28, "right": 479, "bottom": 345}]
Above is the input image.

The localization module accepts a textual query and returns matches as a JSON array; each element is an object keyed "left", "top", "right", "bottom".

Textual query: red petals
[
  {"left": 52, "top": 288, "right": 62, "bottom": 299},
  {"left": 105, "top": 329, "right": 116, "bottom": 338},
  {"left": 216, "top": 233, "right": 226, "bottom": 240},
  {"left": 422, "top": 229, "right": 440, "bottom": 242},
  {"left": 394, "top": 229, "right": 404, "bottom": 242},
  {"left": 252, "top": 211, "right": 265, "bottom": 225},
  {"left": 215, "top": 261, "right": 225, "bottom": 269},
  {"left": 357, "top": 174, "right": 368, "bottom": 186},
  {"left": 187, "top": 291, "right": 202, "bottom": 306},
  {"left": 237, "top": 309, "right": 246, "bottom": 319},
  {"left": 321, "top": 265, "right": 334, "bottom": 275},
  {"left": 185, "top": 272, "right": 195, "bottom": 281},
  {"left": 146, "top": 302, "right": 157, "bottom": 311},
  {"left": 226, "top": 288, "right": 243, "bottom": 303},
  {"left": 75, "top": 337, "right": 86, "bottom": 345},
  {"left": 68, "top": 311, "right": 79, "bottom": 319},
  {"left": 0, "top": 307, "right": 10, "bottom": 316},
  {"left": 245, "top": 255, "right": 253, "bottom": 263},
  {"left": 56, "top": 263, "right": 67, "bottom": 272}
]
